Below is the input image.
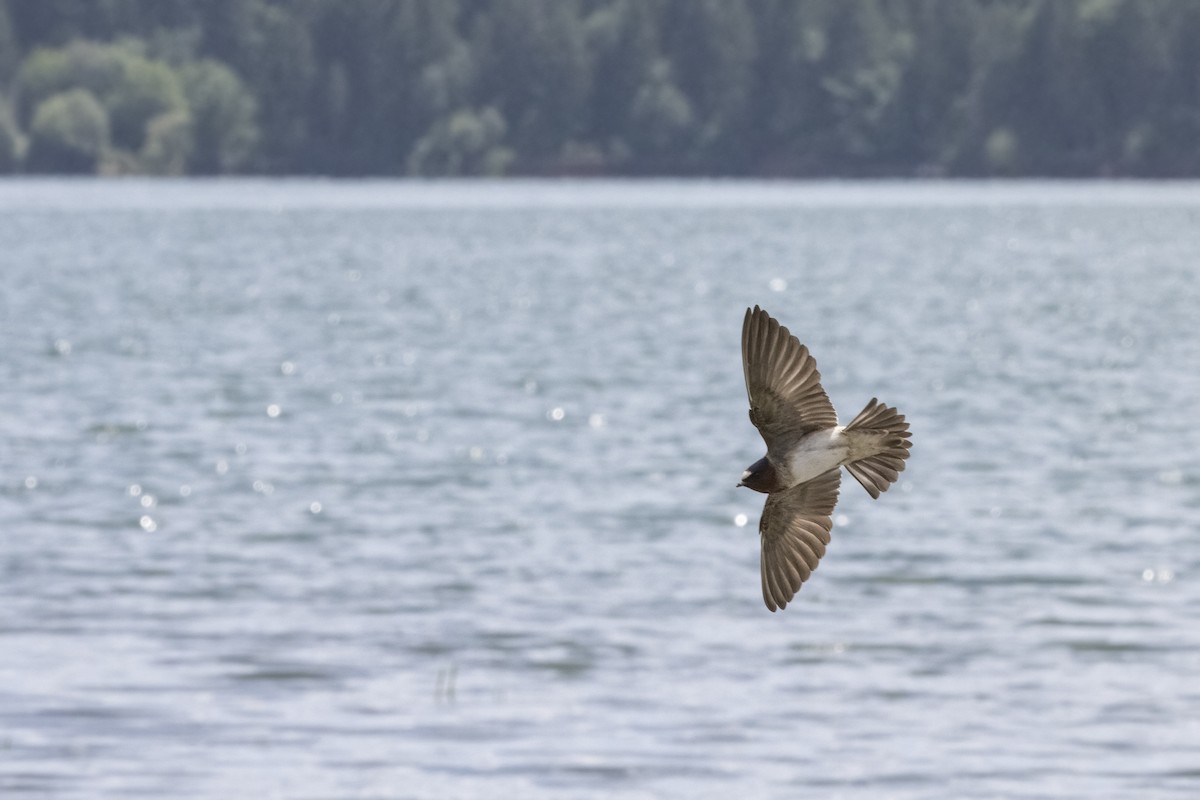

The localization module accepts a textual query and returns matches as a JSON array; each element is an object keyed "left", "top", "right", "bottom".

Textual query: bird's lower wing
[{"left": 759, "top": 469, "right": 842, "bottom": 612}]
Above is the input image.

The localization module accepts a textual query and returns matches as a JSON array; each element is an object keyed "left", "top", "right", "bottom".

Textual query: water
[{"left": 2, "top": 179, "right": 1199, "bottom": 798}]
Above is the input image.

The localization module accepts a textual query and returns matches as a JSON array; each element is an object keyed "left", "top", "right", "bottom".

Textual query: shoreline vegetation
[{"left": 1, "top": 0, "right": 1198, "bottom": 179}]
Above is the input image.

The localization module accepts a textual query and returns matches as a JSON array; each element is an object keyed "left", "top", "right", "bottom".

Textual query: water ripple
[{"left": 2, "top": 180, "right": 1199, "bottom": 799}]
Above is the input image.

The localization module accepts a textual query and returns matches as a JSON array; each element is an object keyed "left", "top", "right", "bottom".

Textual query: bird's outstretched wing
[
  {"left": 742, "top": 305, "right": 837, "bottom": 449},
  {"left": 759, "top": 468, "right": 841, "bottom": 611}
]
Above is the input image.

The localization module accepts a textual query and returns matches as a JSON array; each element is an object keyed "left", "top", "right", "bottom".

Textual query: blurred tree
[
  {"left": 887, "top": 0, "right": 979, "bottom": 173},
  {"left": 298, "top": 1, "right": 465, "bottom": 174},
  {"left": 15, "top": 41, "right": 125, "bottom": 125},
  {"left": 584, "top": 0, "right": 659, "bottom": 149},
  {"left": 1019, "top": 0, "right": 1118, "bottom": 173},
  {"left": 752, "top": 0, "right": 838, "bottom": 172},
  {"left": 4, "top": 0, "right": 207, "bottom": 49},
  {"left": 415, "top": 39, "right": 475, "bottom": 125},
  {"left": 104, "top": 44, "right": 186, "bottom": 150},
  {"left": 661, "top": 0, "right": 756, "bottom": 171},
  {"left": 145, "top": 25, "right": 203, "bottom": 66},
  {"left": 818, "top": 1, "right": 914, "bottom": 168},
  {"left": 1078, "top": 0, "right": 1171, "bottom": 173},
  {"left": 179, "top": 59, "right": 258, "bottom": 173},
  {"left": 202, "top": 1, "right": 315, "bottom": 172},
  {"left": 0, "top": 100, "right": 19, "bottom": 172},
  {"left": 6, "top": 0, "right": 119, "bottom": 45},
  {"left": 627, "top": 58, "right": 694, "bottom": 169},
  {"left": 26, "top": 87, "right": 109, "bottom": 172},
  {"left": 15, "top": 40, "right": 185, "bottom": 152},
  {"left": 3, "top": 0, "right": 1200, "bottom": 176},
  {"left": 476, "top": 0, "right": 589, "bottom": 166},
  {"left": 951, "top": 1, "right": 1034, "bottom": 174},
  {"left": 1145, "top": 1, "right": 1200, "bottom": 175},
  {"left": 1166, "top": 1, "right": 1200, "bottom": 112},
  {"left": 983, "top": 126, "right": 1020, "bottom": 174},
  {"left": 308, "top": 59, "right": 350, "bottom": 168},
  {"left": 0, "top": 0, "right": 19, "bottom": 85},
  {"left": 408, "top": 105, "right": 512, "bottom": 175},
  {"left": 956, "top": 0, "right": 1173, "bottom": 175},
  {"left": 139, "top": 108, "right": 191, "bottom": 173}
]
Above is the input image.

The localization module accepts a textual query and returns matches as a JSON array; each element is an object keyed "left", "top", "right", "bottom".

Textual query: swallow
[{"left": 739, "top": 306, "right": 912, "bottom": 611}]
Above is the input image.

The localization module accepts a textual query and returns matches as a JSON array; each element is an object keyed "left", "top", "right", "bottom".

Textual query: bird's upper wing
[
  {"left": 759, "top": 468, "right": 841, "bottom": 612},
  {"left": 742, "top": 305, "right": 837, "bottom": 449}
]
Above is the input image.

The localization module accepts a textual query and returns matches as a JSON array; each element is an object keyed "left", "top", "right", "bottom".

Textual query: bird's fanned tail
[{"left": 843, "top": 398, "right": 911, "bottom": 499}]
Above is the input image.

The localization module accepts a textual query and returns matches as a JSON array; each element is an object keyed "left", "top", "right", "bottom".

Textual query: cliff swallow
[{"left": 739, "top": 306, "right": 912, "bottom": 611}]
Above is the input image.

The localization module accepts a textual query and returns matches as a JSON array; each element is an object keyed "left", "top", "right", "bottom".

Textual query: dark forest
[{"left": 1, "top": 0, "right": 1198, "bottom": 177}]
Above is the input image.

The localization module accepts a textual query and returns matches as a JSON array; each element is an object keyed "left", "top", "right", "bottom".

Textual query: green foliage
[
  {"left": 3, "top": 0, "right": 1200, "bottom": 176},
  {"left": 0, "top": 1, "right": 18, "bottom": 86},
  {"left": 140, "top": 109, "right": 192, "bottom": 174},
  {"left": 984, "top": 127, "right": 1020, "bottom": 174},
  {"left": 105, "top": 51, "right": 186, "bottom": 150},
  {"left": 179, "top": 59, "right": 258, "bottom": 173},
  {"left": 627, "top": 60, "right": 694, "bottom": 166},
  {"left": 0, "top": 102, "right": 19, "bottom": 173},
  {"left": 584, "top": 0, "right": 657, "bottom": 142},
  {"left": 408, "top": 106, "right": 513, "bottom": 176},
  {"left": 27, "top": 88, "right": 110, "bottom": 173},
  {"left": 662, "top": 0, "right": 756, "bottom": 169},
  {"left": 477, "top": 0, "right": 590, "bottom": 163},
  {"left": 16, "top": 42, "right": 127, "bottom": 124},
  {"left": 16, "top": 40, "right": 185, "bottom": 156}
]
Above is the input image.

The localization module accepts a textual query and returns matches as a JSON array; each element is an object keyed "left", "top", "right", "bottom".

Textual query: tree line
[{"left": 1, "top": 0, "right": 1198, "bottom": 177}]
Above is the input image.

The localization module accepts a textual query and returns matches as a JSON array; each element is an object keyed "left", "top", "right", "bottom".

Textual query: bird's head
[{"left": 737, "top": 456, "right": 776, "bottom": 494}]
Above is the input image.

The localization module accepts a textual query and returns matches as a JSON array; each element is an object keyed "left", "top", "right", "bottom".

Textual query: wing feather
[
  {"left": 758, "top": 469, "right": 842, "bottom": 611},
  {"left": 742, "top": 306, "right": 838, "bottom": 451}
]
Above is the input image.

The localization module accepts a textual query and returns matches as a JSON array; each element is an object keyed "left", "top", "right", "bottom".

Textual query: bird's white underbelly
[{"left": 784, "top": 427, "right": 849, "bottom": 486}]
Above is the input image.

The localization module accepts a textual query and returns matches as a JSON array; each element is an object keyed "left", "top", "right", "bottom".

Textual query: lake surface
[{"left": 2, "top": 179, "right": 1199, "bottom": 798}]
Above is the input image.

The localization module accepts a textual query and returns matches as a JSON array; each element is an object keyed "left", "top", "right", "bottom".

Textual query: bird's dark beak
[{"left": 737, "top": 470, "right": 751, "bottom": 488}]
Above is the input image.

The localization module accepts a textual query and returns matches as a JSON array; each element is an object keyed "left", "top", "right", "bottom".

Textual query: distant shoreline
[{"left": 3, "top": 2, "right": 1199, "bottom": 180}]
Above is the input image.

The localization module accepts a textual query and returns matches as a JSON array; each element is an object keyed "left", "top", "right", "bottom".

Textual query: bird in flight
[{"left": 739, "top": 306, "right": 912, "bottom": 611}]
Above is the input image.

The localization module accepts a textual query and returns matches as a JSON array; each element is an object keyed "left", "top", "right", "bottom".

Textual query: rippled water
[{"left": 2, "top": 179, "right": 1199, "bottom": 798}]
